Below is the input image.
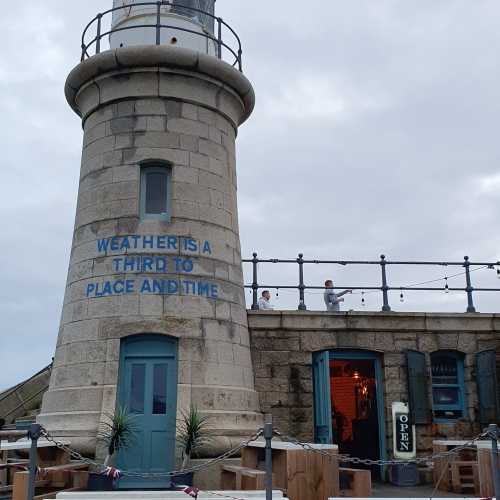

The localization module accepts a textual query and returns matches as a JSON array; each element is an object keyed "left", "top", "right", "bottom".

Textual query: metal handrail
[
  {"left": 243, "top": 254, "right": 500, "bottom": 313},
  {"left": 1, "top": 385, "right": 50, "bottom": 421},
  {"left": 81, "top": 1, "right": 243, "bottom": 71},
  {"left": 0, "top": 363, "right": 52, "bottom": 405}
]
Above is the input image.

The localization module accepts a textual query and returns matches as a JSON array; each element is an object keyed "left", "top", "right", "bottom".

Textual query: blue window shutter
[
  {"left": 313, "top": 351, "right": 332, "bottom": 444},
  {"left": 476, "top": 350, "right": 499, "bottom": 425},
  {"left": 406, "top": 350, "right": 431, "bottom": 424}
]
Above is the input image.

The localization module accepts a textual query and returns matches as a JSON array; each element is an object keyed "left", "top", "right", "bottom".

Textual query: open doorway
[
  {"left": 330, "top": 355, "right": 380, "bottom": 475},
  {"left": 313, "top": 350, "right": 386, "bottom": 479}
]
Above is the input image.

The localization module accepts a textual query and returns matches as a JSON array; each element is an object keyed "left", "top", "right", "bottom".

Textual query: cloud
[{"left": 477, "top": 172, "right": 500, "bottom": 194}]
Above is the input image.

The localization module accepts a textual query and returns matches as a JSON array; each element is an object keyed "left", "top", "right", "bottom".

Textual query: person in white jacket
[
  {"left": 257, "top": 290, "right": 274, "bottom": 310},
  {"left": 324, "top": 280, "right": 352, "bottom": 311}
]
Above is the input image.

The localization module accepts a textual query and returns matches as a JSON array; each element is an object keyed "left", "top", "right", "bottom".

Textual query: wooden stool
[
  {"left": 339, "top": 467, "right": 372, "bottom": 497},
  {"left": 221, "top": 465, "right": 268, "bottom": 490}
]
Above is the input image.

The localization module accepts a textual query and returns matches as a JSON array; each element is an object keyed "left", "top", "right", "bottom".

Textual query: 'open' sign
[{"left": 395, "top": 412, "right": 414, "bottom": 453}]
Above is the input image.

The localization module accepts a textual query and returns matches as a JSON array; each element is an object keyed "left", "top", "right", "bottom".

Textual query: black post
[
  {"left": 156, "top": 2, "right": 162, "bottom": 45},
  {"left": 297, "top": 253, "right": 307, "bottom": 310},
  {"left": 251, "top": 253, "right": 259, "bottom": 310},
  {"left": 26, "top": 424, "right": 42, "bottom": 500},
  {"left": 464, "top": 256, "right": 476, "bottom": 313},
  {"left": 96, "top": 14, "right": 102, "bottom": 54},
  {"left": 238, "top": 48, "right": 243, "bottom": 72},
  {"left": 264, "top": 416, "right": 273, "bottom": 500},
  {"left": 217, "top": 18, "right": 222, "bottom": 59},
  {"left": 380, "top": 254, "right": 391, "bottom": 312},
  {"left": 488, "top": 424, "right": 500, "bottom": 500}
]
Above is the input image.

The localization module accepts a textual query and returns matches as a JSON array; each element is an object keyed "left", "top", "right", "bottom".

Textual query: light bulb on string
[
  {"left": 444, "top": 277, "right": 449, "bottom": 294},
  {"left": 400, "top": 289, "right": 405, "bottom": 303},
  {"left": 276, "top": 288, "right": 279, "bottom": 298},
  {"left": 497, "top": 268, "right": 500, "bottom": 280},
  {"left": 361, "top": 292, "right": 366, "bottom": 307}
]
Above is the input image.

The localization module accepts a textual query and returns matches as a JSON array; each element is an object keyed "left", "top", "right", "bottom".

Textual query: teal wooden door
[
  {"left": 313, "top": 351, "right": 333, "bottom": 444},
  {"left": 116, "top": 335, "right": 178, "bottom": 489}
]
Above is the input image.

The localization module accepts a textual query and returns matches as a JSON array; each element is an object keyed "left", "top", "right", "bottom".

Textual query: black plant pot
[
  {"left": 171, "top": 471, "right": 194, "bottom": 487},
  {"left": 87, "top": 472, "right": 115, "bottom": 491}
]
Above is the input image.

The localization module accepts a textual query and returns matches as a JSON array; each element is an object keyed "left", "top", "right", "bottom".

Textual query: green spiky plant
[
  {"left": 177, "top": 406, "right": 212, "bottom": 470},
  {"left": 97, "top": 405, "right": 138, "bottom": 466}
]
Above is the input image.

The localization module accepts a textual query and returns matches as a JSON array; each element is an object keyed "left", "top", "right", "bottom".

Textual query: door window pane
[
  {"left": 153, "top": 364, "right": 168, "bottom": 414},
  {"left": 130, "top": 364, "right": 145, "bottom": 414}
]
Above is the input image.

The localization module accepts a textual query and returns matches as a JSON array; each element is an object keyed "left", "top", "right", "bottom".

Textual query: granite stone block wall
[
  {"left": 248, "top": 311, "right": 500, "bottom": 455},
  {"left": 39, "top": 46, "right": 261, "bottom": 455}
]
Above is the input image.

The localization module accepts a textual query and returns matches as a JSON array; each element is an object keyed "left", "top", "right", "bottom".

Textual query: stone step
[{"left": 56, "top": 492, "right": 284, "bottom": 500}]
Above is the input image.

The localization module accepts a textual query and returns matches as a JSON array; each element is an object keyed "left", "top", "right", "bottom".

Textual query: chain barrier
[
  {"left": 39, "top": 426, "right": 264, "bottom": 479},
  {"left": 272, "top": 429, "right": 492, "bottom": 466}
]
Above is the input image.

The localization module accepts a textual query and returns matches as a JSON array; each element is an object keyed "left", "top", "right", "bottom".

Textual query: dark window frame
[{"left": 140, "top": 162, "right": 172, "bottom": 221}]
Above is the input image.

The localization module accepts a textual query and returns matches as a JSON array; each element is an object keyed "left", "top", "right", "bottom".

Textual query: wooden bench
[
  {"left": 221, "top": 465, "right": 268, "bottom": 490},
  {"left": 339, "top": 467, "right": 372, "bottom": 497},
  {"left": 12, "top": 461, "right": 88, "bottom": 500}
]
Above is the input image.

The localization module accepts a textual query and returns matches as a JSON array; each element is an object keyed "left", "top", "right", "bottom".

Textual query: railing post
[
  {"left": 26, "top": 424, "right": 42, "bottom": 500},
  {"left": 264, "top": 415, "right": 273, "bottom": 500},
  {"left": 380, "top": 254, "right": 391, "bottom": 312},
  {"left": 464, "top": 256, "right": 476, "bottom": 313},
  {"left": 96, "top": 13, "right": 102, "bottom": 55},
  {"left": 156, "top": 2, "right": 162, "bottom": 45},
  {"left": 488, "top": 424, "right": 500, "bottom": 500},
  {"left": 297, "top": 253, "right": 307, "bottom": 311},
  {"left": 251, "top": 253, "right": 259, "bottom": 310},
  {"left": 217, "top": 18, "right": 222, "bottom": 59},
  {"left": 238, "top": 48, "right": 243, "bottom": 72}
]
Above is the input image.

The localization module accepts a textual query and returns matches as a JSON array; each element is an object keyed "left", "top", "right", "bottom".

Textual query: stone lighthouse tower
[{"left": 39, "top": 0, "right": 261, "bottom": 481}]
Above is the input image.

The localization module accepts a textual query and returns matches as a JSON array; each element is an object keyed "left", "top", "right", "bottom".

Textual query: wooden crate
[{"left": 238, "top": 441, "right": 339, "bottom": 500}]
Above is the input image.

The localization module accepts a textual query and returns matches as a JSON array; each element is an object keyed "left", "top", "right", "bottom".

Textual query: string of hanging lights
[{"left": 248, "top": 264, "right": 498, "bottom": 309}]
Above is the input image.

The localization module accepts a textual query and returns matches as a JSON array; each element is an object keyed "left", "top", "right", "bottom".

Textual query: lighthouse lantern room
[{"left": 110, "top": 0, "right": 217, "bottom": 55}]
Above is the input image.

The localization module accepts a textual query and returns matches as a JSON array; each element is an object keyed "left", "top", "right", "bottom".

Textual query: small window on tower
[{"left": 140, "top": 163, "right": 172, "bottom": 221}]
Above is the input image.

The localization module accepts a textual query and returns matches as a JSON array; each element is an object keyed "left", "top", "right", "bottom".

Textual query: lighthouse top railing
[{"left": 81, "top": 1, "right": 243, "bottom": 71}]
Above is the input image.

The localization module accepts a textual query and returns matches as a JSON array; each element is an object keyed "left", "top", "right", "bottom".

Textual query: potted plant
[
  {"left": 173, "top": 406, "right": 211, "bottom": 487},
  {"left": 88, "top": 405, "right": 138, "bottom": 491}
]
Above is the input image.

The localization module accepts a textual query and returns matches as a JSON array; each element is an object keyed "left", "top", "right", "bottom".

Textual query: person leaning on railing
[
  {"left": 257, "top": 290, "right": 274, "bottom": 310},
  {"left": 324, "top": 280, "right": 352, "bottom": 311}
]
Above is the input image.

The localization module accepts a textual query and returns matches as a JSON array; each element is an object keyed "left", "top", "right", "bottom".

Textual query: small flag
[
  {"left": 102, "top": 467, "right": 121, "bottom": 480},
  {"left": 183, "top": 486, "right": 199, "bottom": 498},
  {"left": 36, "top": 467, "right": 48, "bottom": 479}
]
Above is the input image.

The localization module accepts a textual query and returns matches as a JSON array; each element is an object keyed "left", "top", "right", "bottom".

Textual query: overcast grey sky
[{"left": 1, "top": 1, "right": 500, "bottom": 390}]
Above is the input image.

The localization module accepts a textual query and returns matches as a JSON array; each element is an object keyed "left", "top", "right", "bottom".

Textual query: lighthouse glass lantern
[{"left": 110, "top": 0, "right": 217, "bottom": 55}]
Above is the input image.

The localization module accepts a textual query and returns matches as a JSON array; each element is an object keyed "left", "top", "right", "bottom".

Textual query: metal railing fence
[
  {"left": 81, "top": 1, "right": 243, "bottom": 70},
  {"left": 242, "top": 254, "right": 500, "bottom": 313}
]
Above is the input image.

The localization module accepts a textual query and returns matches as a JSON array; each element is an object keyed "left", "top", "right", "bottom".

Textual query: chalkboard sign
[{"left": 395, "top": 412, "right": 413, "bottom": 453}]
